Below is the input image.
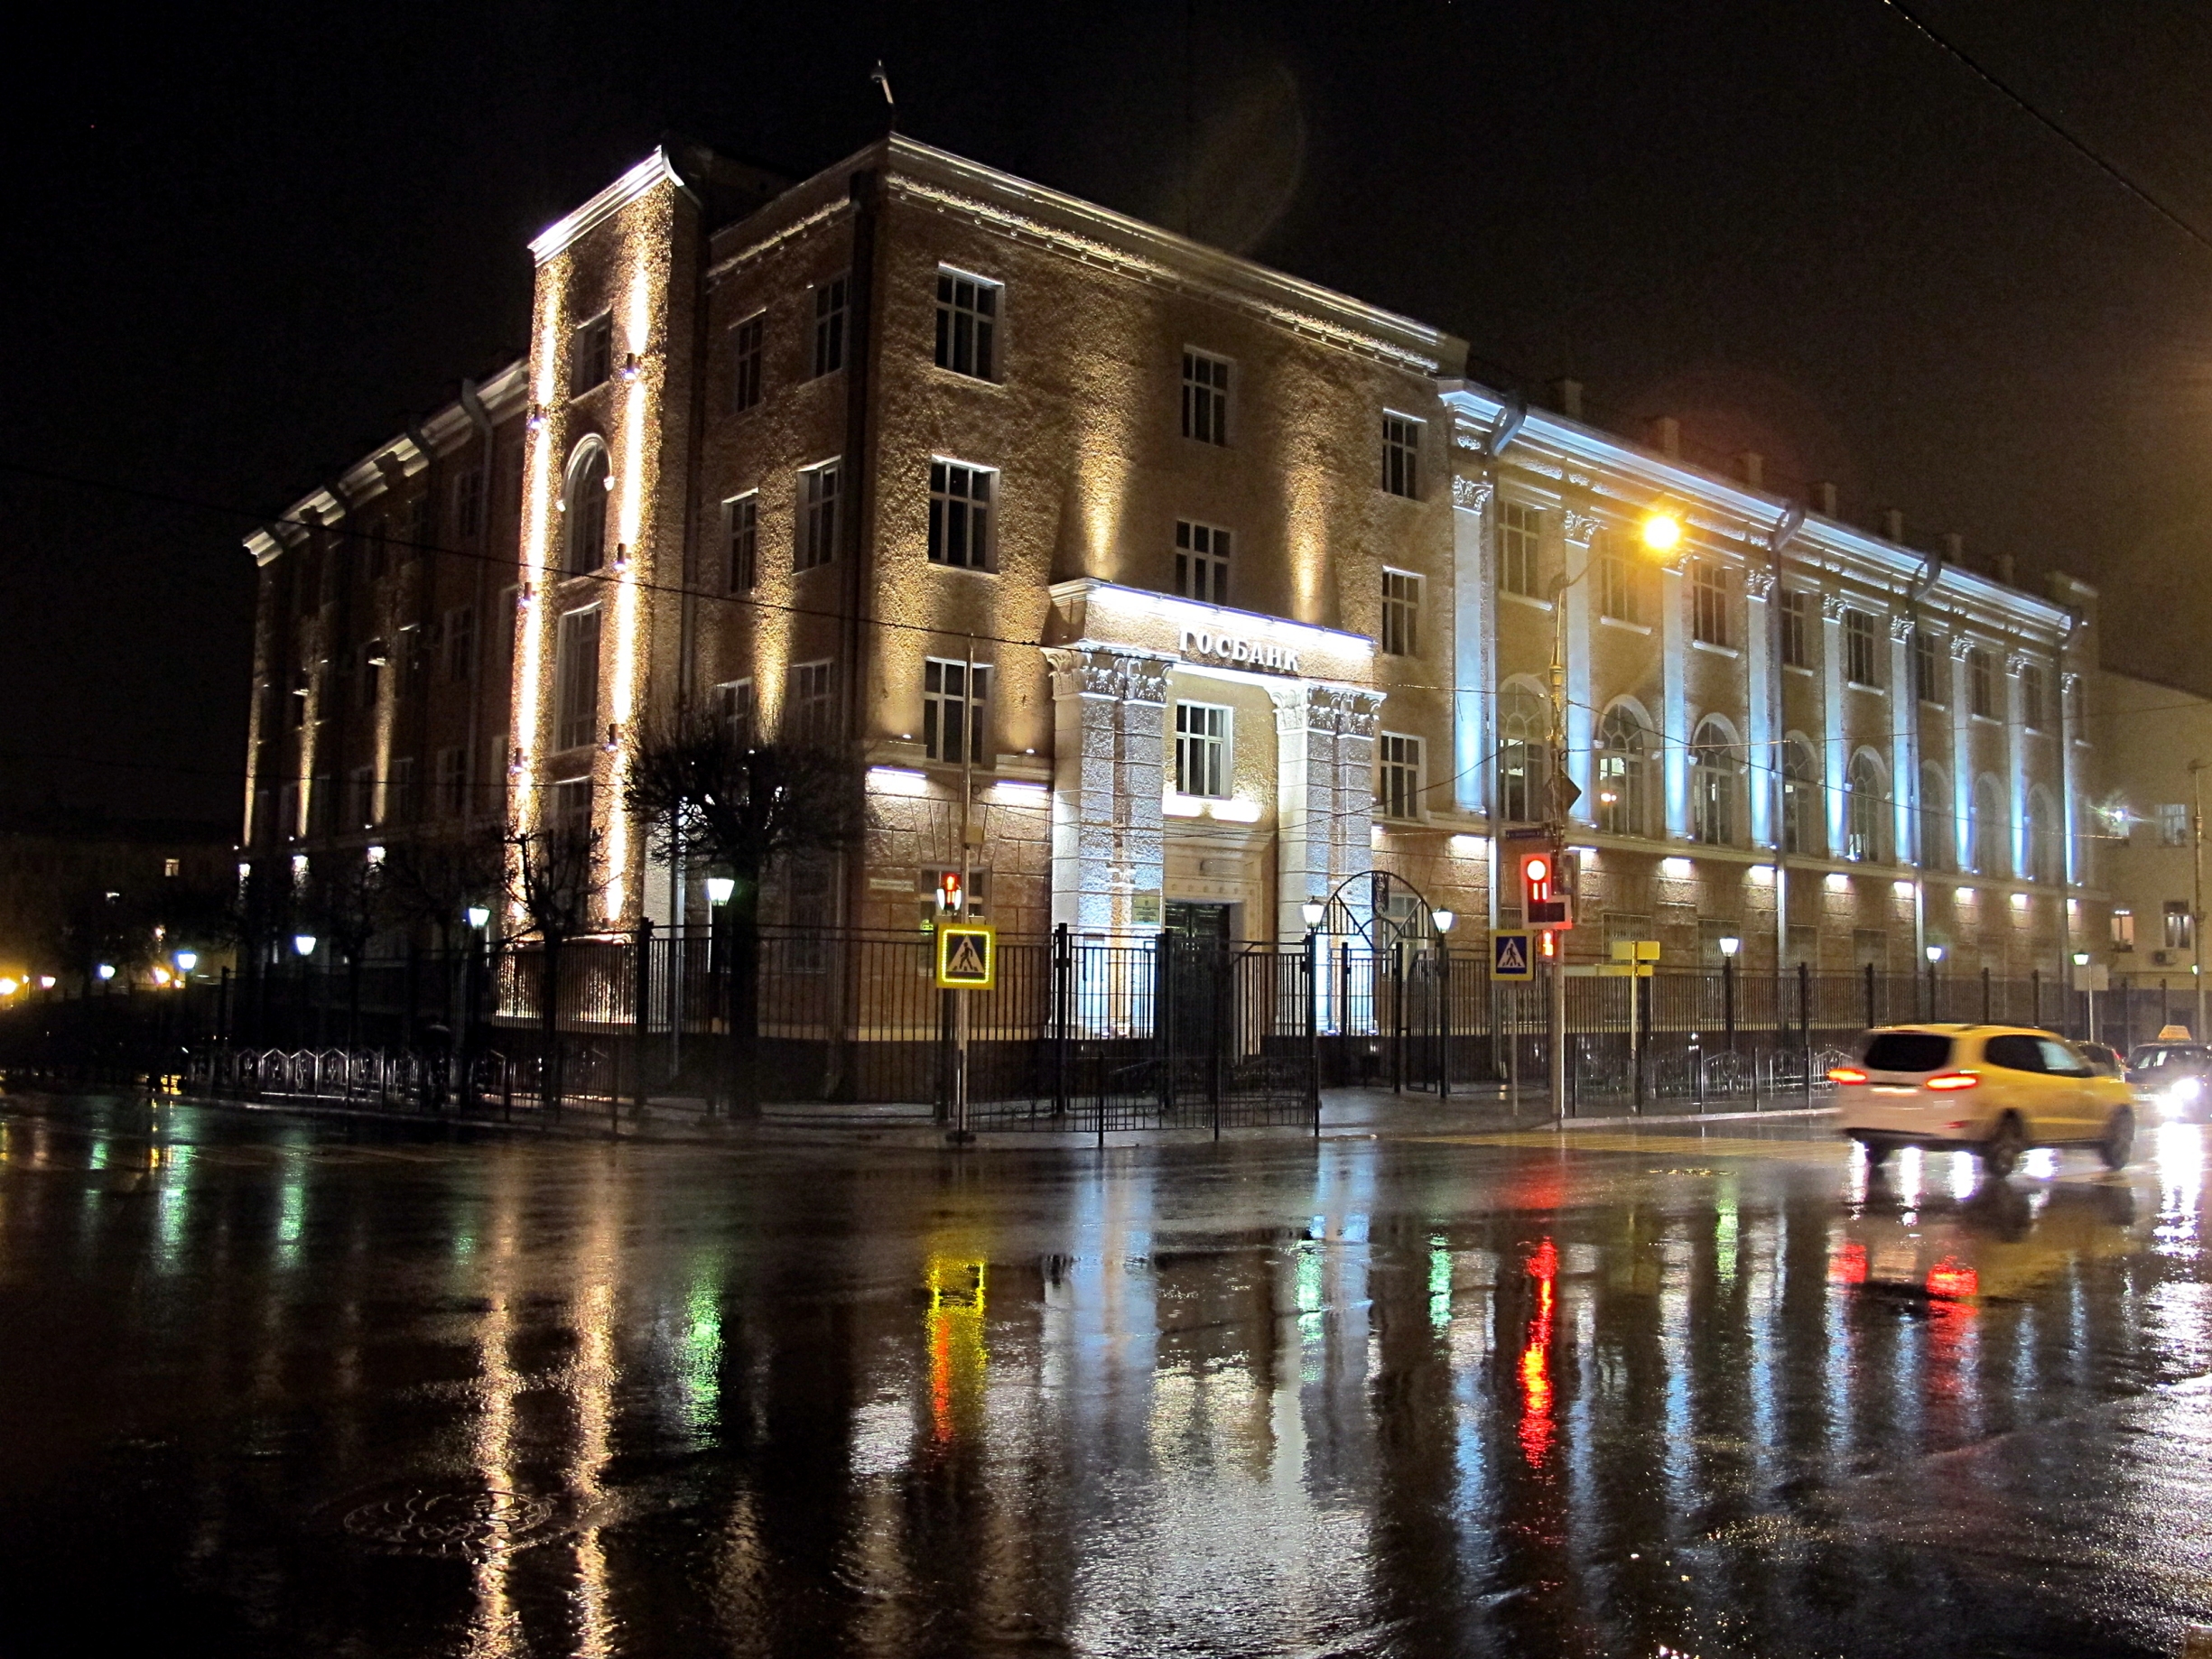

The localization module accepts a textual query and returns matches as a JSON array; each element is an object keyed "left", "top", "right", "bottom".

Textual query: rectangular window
[
  {"left": 927, "top": 460, "right": 994, "bottom": 570},
  {"left": 1377, "top": 732, "right": 1423, "bottom": 820},
  {"left": 1913, "top": 626, "right": 1942, "bottom": 704},
  {"left": 1174, "top": 701, "right": 1230, "bottom": 797},
  {"left": 388, "top": 755, "right": 417, "bottom": 825},
  {"left": 730, "top": 312, "right": 765, "bottom": 412},
  {"left": 1175, "top": 521, "right": 1231, "bottom": 605},
  {"left": 455, "top": 465, "right": 486, "bottom": 538},
  {"left": 1844, "top": 607, "right": 1881, "bottom": 687},
  {"left": 787, "top": 660, "right": 834, "bottom": 744},
  {"left": 349, "top": 765, "right": 376, "bottom": 830},
  {"left": 923, "top": 660, "right": 990, "bottom": 765},
  {"left": 1381, "top": 413, "right": 1421, "bottom": 499},
  {"left": 1780, "top": 589, "right": 1812, "bottom": 668},
  {"left": 796, "top": 460, "right": 841, "bottom": 570},
  {"left": 404, "top": 494, "right": 431, "bottom": 562},
  {"left": 554, "top": 606, "right": 602, "bottom": 751},
  {"left": 1969, "top": 647, "right": 1995, "bottom": 718},
  {"left": 2160, "top": 803, "right": 2189, "bottom": 847},
  {"left": 2021, "top": 662, "right": 2047, "bottom": 730},
  {"left": 1500, "top": 502, "right": 1542, "bottom": 598},
  {"left": 436, "top": 746, "right": 469, "bottom": 819},
  {"left": 2111, "top": 907, "right": 2134, "bottom": 950},
  {"left": 1181, "top": 349, "right": 1230, "bottom": 444},
  {"left": 572, "top": 313, "right": 612, "bottom": 394},
  {"left": 934, "top": 269, "right": 998, "bottom": 379},
  {"left": 1597, "top": 537, "right": 1640, "bottom": 624},
  {"left": 551, "top": 776, "right": 593, "bottom": 839},
  {"left": 726, "top": 493, "right": 758, "bottom": 591},
  {"left": 443, "top": 606, "right": 477, "bottom": 682},
  {"left": 1692, "top": 561, "right": 1731, "bottom": 648},
  {"left": 1380, "top": 570, "right": 1421, "bottom": 656},
  {"left": 278, "top": 782, "right": 299, "bottom": 840},
  {"left": 2167, "top": 900, "right": 2195, "bottom": 950},
  {"left": 725, "top": 680, "right": 756, "bottom": 746},
  {"left": 812, "top": 276, "right": 847, "bottom": 377}
]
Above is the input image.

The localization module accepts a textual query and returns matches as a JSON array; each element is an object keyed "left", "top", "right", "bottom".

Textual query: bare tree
[
  {"left": 503, "top": 822, "right": 605, "bottom": 1112},
  {"left": 623, "top": 704, "right": 864, "bottom": 1114},
  {"left": 298, "top": 853, "right": 395, "bottom": 1045},
  {"left": 384, "top": 827, "right": 507, "bottom": 952}
]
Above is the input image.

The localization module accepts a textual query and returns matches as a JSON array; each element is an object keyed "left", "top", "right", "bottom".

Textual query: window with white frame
[
  {"left": 1381, "top": 570, "right": 1420, "bottom": 656},
  {"left": 1174, "top": 701, "right": 1231, "bottom": 797},
  {"left": 436, "top": 746, "right": 469, "bottom": 819},
  {"left": 454, "top": 466, "right": 486, "bottom": 539},
  {"left": 1913, "top": 625, "right": 1943, "bottom": 704},
  {"left": 1181, "top": 349, "right": 1230, "bottom": 444},
  {"left": 726, "top": 493, "right": 757, "bottom": 591},
  {"left": 787, "top": 660, "right": 834, "bottom": 744},
  {"left": 1497, "top": 686, "right": 1549, "bottom": 823},
  {"left": 554, "top": 606, "right": 601, "bottom": 751},
  {"left": 796, "top": 460, "right": 840, "bottom": 570},
  {"left": 730, "top": 312, "right": 765, "bottom": 412},
  {"left": 1174, "top": 521, "right": 1230, "bottom": 605},
  {"left": 2167, "top": 900, "right": 2195, "bottom": 950},
  {"left": 1690, "top": 718, "right": 1741, "bottom": 845},
  {"left": 550, "top": 776, "right": 592, "bottom": 839},
  {"left": 561, "top": 440, "right": 610, "bottom": 576},
  {"left": 443, "top": 606, "right": 476, "bottom": 683},
  {"left": 927, "top": 460, "right": 994, "bottom": 569},
  {"left": 2160, "top": 802, "right": 2189, "bottom": 847},
  {"left": 2111, "top": 907, "right": 2135, "bottom": 950},
  {"left": 1380, "top": 413, "right": 1421, "bottom": 499},
  {"left": 1969, "top": 646, "right": 1996, "bottom": 718},
  {"left": 924, "top": 659, "right": 989, "bottom": 765},
  {"left": 1785, "top": 738, "right": 1823, "bottom": 857},
  {"left": 812, "top": 276, "right": 847, "bottom": 377},
  {"left": 1500, "top": 501, "right": 1541, "bottom": 598},
  {"left": 1846, "top": 750, "right": 1889, "bottom": 862},
  {"left": 1780, "top": 589, "right": 1813, "bottom": 669},
  {"left": 934, "top": 270, "right": 998, "bottom": 379},
  {"left": 1597, "top": 535, "right": 1640, "bottom": 624},
  {"left": 571, "top": 313, "right": 612, "bottom": 395},
  {"left": 1377, "top": 732, "right": 1423, "bottom": 820},
  {"left": 1691, "top": 561, "right": 1731, "bottom": 649},
  {"left": 1595, "top": 705, "right": 1652, "bottom": 837},
  {"left": 717, "top": 679, "right": 754, "bottom": 750},
  {"left": 2021, "top": 661, "right": 2048, "bottom": 730},
  {"left": 1843, "top": 607, "right": 1882, "bottom": 688}
]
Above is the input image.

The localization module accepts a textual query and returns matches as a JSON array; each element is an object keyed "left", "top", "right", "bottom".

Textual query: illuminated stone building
[{"left": 241, "top": 136, "right": 2105, "bottom": 978}]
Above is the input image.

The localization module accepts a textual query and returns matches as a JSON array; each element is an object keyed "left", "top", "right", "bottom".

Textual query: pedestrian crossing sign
[
  {"left": 1492, "top": 930, "right": 1535, "bottom": 980},
  {"left": 935, "top": 922, "right": 997, "bottom": 989}
]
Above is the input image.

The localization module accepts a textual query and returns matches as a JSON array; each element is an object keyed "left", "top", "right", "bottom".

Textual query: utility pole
[{"left": 952, "top": 635, "right": 979, "bottom": 1143}]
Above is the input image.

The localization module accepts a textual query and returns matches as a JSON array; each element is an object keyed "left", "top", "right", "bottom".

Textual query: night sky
[{"left": 6, "top": 0, "right": 2211, "bottom": 827}]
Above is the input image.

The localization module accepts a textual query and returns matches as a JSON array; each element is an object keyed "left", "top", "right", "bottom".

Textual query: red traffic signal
[{"left": 1521, "top": 848, "right": 1572, "bottom": 928}]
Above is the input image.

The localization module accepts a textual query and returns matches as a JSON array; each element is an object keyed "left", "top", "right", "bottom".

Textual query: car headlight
[{"left": 2163, "top": 1077, "right": 2203, "bottom": 1113}]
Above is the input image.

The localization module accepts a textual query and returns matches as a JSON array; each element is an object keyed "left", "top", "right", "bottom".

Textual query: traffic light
[
  {"left": 1520, "top": 847, "right": 1574, "bottom": 928},
  {"left": 936, "top": 870, "right": 964, "bottom": 913}
]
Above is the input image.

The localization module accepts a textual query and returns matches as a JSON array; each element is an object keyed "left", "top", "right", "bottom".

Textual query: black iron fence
[{"left": 0, "top": 927, "right": 2167, "bottom": 1131}]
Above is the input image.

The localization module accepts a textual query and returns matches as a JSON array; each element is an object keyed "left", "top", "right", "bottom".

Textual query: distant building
[
  {"left": 239, "top": 136, "right": 2105, "bottom": 979},
  {"left": 2086, "top": 669, "right": 2212, "bottom": 994},
  {"left": 0, "top": 810, "right": 235, "bottom": 981}
]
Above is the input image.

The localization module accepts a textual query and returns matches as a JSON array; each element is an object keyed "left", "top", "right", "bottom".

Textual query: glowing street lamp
[
  {"left": 173, "top": 950, "right": 198, "bottom": 975},
  {"left": 465, "top": 905, "right": 491, "bottom": 931},
  {"left": 1301, "top": 900, "right": 1325, "bottom": 930},
  {"left": 1432, "top": 909, "right": 1456, "bottom": 933},
  {"left": 1718, "top": 936, "right": 1741, "bottom": 957},
  {"left": 1926, "top": 945, "right": 1945, "bottom": 964},
  {"left": 293, "top": 934, "right": 318, "bottom": 959},
  {"left": 96, "top": 963, "right": 116, "bottom": 981},
  {"left": 1640, "top": 511, "right": 1683, "bottom": 555},
  {"left": 704, "top": 876, "right": 737, "bottom": 906}
]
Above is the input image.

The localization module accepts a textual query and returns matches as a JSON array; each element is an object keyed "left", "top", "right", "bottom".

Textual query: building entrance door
[{"left": 1164, "top": 901, "right": 1231, "bottom": 941}]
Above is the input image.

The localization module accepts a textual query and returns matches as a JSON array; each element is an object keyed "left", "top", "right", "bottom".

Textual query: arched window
[
  {"left": 1782, "top": 736, "right": 1820, "bottom": 857},
  {"left": 561, "top": 439, "right": 611, "bottom": 576},
  {"left": 1594, "top": 703, "right": 1654, "bottom": 838},
  {"left": 1919, "top": 762, "right": 1954, "bottom": 872},
  {"left": 2027, "top": 783, "right": 2062, "bottom": 885},
  {"left": 1497, "top": 682, "right": 1550, "bottom": 824},
  {"left": 1974, "top": 773, "right": 2009, "bottom": 876},
  {"left": 1846, "top": 749, "right": 1890, "bottom": 864},
  {"left": 1690, "top": 718, "right": 1742, "bottom": 846}
]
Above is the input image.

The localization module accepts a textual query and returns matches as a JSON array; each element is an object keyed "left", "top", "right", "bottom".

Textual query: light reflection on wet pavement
[{"left": 0, "top": 1093, "right": 2207, "bottom": 1657}]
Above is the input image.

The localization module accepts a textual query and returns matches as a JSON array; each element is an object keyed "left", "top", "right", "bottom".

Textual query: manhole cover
[{"left": 340, "top": 1488, "right": 558, "bottom": 1558}]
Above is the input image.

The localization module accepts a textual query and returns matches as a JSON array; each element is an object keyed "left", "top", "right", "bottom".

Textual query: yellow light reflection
[{"left": 925, "top": 1253, "right": 987, "bottom": 1449}]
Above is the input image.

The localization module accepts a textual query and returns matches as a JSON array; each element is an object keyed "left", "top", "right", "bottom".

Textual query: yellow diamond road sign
[{"left": 935, "top": 922, "right": 997, "bottom": 989}]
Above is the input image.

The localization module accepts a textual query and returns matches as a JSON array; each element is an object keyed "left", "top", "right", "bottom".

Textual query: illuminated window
[
  {"left": 1691, "top": 561, "right": 1732, "bottom": 649},
  {"left": 1785, "top": 737, "right": 1823, "bottom": 857},
  {"left": 561, "top": 440, "right": 610, "bottom": 576},
  {"left": 1843, "top": 607, "right": 1881, "bottom": 688},
  {"left": 1497, "top": 686, "right": 1549, "bottom": 823},
  {"left": 726, "top": 493, "right": 757, "bottom": 591},
  {"left": 2160, "top": 803, "right": 2189, "bottom": 847},
  {"left": 571, "top": 313, "right": 612, "bottom": 395},
  {"left": 550, "top": 776, "right": 592, "bottom": 839},
  {"left": 2021, "top": 661, "right": 2047, "bottom": 730},
  {"left": 796, "top": 460, "right": 841, "bottom": 571},
  {"left": 1597, "top": 534, "right": 1640, "bottom": 624},
  {"left": 436, "top": 746, "right": 468, "bottom": 819},
  {"left": 2111, "top": 907, "right": 2134, "bottom": 950},
  {"left": 934, "top": 270, "right": 998, "bottom": 380},
  {"left": 1846, "top": 749, "right": 1889, "bottom": 863},
  {"left": 924, "top": 659, "right": 990, "bottom": 765},
  {"left": 1380, "top": 569, "right": 1421, "bottom": 656},
  {"left": 1969, "top": 646, "right": 1996, "bottom": 718},
  {"left": 454, "top": 467, "right": 486, "bottom": 539},
  {"left": 1174, "top": 521, "right": 1230, "bottom": 604},
  {"left": 1380, "top": 413, "right": 1421, "bottom": 499},
  {"left": 730, "top": 312, "right": 765, "bottom": 412},
  {"left": 554, "top": 606, "right": 601, "bottom": 752},
  {"left": 1690, "top": 718, "right": 1741, "bottom": 845},
  {"left": 1376, "top": 732, "right": 1423, "bottom": 820},
  {"left": 1780, "top": 589, "right": 1813, "bottom": 668},
  {"left": 787, "top": 660, "right": 834, "bottom": 744},
  {"left": 812, "top": 277, "right": 847, "bottom": 377},
  {"left": 442, "top": 606, "right": 476, "bottom": 683},
  {"left": 716, "top": 679, "right": 754, "bottom": 751},
  {"left": 1913, "top": 625, "right": 1942, "bottom": 704},
  {"left": 927, "top": 460, "right": 994, "bottom": 570},
  {"left": 163, "top": 858, "right": 181, "bottom": 879},
  {"left": 2166, "top": 901, "right": 2194, "bottom": 950},
  {"left": 1182, "top": 349, "right": 1230, "bottom": 444},
  {"left": 1499, "top": 501, "right": 1542, "bottom": 598},
  {"left": 1595, "top": 705, "right": 1652, "bottom": 837},
  {"left": 1174, "top": 701, "right": 1230, "bottom": 797}
]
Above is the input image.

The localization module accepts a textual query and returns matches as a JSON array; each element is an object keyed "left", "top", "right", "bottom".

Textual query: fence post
[
  {"left": 1438, "top": 944, "right": 1453, "bottom": 1099},
  {"left": 1052, "top": 922, "right": 1072, "bottom": 1118},
  {"left": 1157, "top": 930, "right": 1176, "bottom": 1116},
  {"left": 1306, "top": 929, "right": 1322, "bottom": 1135},
  {"left": 1632, "top": 971, "right": 1645, "bottom": 1116},
  {"left": 1798, "top": 960, "right": 1813, "bottom": 1106},
  {"left": 632, "top": 919, "right": 652, "bottom": 1128}
]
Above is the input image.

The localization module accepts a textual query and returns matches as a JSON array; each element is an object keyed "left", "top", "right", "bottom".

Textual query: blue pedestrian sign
[{"left": 1492, "top": 930, "right": 1535, "bottom": 981}]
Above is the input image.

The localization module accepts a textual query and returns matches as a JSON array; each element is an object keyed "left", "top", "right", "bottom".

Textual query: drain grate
[{"left": 340, "top": 1488, "right": 558, "bottom": 1559}]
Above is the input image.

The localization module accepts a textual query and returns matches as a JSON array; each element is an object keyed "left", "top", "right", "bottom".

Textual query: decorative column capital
[
  {"left": 1889, "top": 614, "right": 1915, "bottom": 644},
  {"left": 2004, "top": 650, "right": 2031, "bottom": 676},
  {"left": 1744, "top": 568, "right": 1776, "bottom": 602},
  {"left": 1452, "top": 475, "right": 1494, "bottom": 512},
  {"left": 1948, "top": 634, "right": 1975, "bottom": 661},
  {"left": 1561, "top": 508, "right": 1602, "bottom": 544},
  {"left": 1043, "top": 644, "right": 1174, "bottom": 704},
  {"left": 1819, "top": 592, "right": 1847, "bottom": 624}
]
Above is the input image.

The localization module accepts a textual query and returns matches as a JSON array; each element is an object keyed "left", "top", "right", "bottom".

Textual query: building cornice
[{"left": 529, "top": 149, "right": 686, "bottom": 266}]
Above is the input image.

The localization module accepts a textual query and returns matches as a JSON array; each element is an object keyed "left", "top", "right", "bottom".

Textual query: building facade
[{"left": 240, "top": 136, "right": 2105, "bottom": 980}]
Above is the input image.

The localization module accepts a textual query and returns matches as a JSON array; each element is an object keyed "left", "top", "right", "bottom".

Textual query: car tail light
[
  {"left": 1925, "top": 1071, "right": 1980, "bottom": 1091},
  {"left": 1828, "top": 1065, "right": 1868, "bottom": 1085}
]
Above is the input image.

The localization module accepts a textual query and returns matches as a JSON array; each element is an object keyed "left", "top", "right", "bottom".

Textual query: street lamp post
[
  {"left": 1719, "top": 935, "right": 1740, "bottom": 1051},
  {"left": 704, "top": 876, "right": 736, "bottom": 1116},
  {"left": 2072, "top": 949, "right": 2096, "bottom": 1044},
  {"left": 1433, "top": 908, "right": 1455, "bottom": 1098},
  {"left": 1926, "top": 943, "right": 1945, "bottom": 1022}
]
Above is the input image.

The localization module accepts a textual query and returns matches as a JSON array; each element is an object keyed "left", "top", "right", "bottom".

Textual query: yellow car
[{"left": 1830, "top": 1023, "right": 2135, "bottom": 1176}]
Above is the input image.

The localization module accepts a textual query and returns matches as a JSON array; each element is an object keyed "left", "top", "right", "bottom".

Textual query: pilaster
[
  {"left": 1045, "top": 644, "right": 1172, "bottom": 933},
  {"left": 1451, "top": 473, "right": 1493, "bottom": 816},
  {"left": 1561, "top": 508, "right": 1597, "bottom": 829},
  {"left": 1889, "top": 614, "right": 1915, "bottom": 864},
  {"left": 1745, "top": 567, "right": 1776, "bottom": 848},
  {"left": 1820, "top": 591, "right": 1847, "bottom": 854}
]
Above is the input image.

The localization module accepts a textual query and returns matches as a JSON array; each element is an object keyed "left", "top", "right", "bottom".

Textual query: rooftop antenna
[{"left": 871, "top": 60, "right": 897, "bottom": 133}]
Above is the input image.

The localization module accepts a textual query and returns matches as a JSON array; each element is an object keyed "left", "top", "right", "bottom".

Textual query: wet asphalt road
[{"left": 0, "top": 1093, "right": 2207, "bottom": 1659}]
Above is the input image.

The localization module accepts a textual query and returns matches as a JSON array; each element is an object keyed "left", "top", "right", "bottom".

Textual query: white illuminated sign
[{"left": 1179, "top": 626, "right": 1301, "bottom": 676}]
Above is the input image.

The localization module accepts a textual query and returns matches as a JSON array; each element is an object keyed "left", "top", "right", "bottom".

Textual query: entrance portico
[{"left": 1044, "top": 580, "right": 1382, "bottom": 941}]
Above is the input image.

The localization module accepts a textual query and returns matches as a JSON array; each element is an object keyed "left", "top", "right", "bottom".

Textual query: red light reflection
[
  {"left": 1924, "top": 1256, "right": 1978, "bottom": 1302},
  {"left": 1833, "top": 1241, "right": 1868, "bottom": 1286},
  {"left": 1519, "top": 1238, "right": 1557, "bottom": 1468}
]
